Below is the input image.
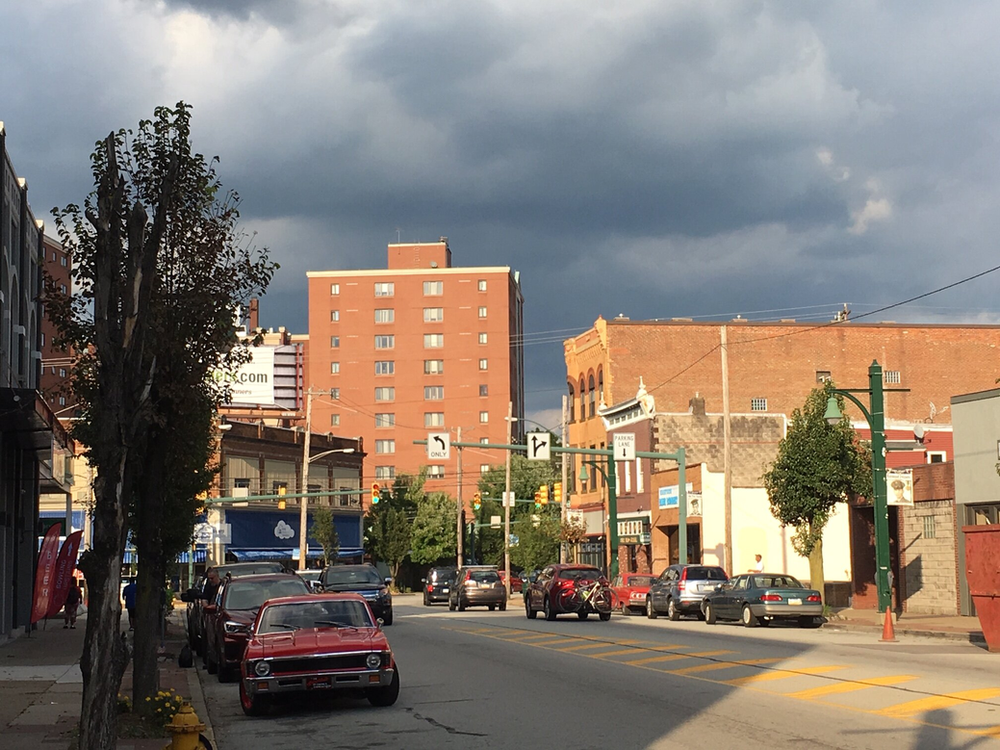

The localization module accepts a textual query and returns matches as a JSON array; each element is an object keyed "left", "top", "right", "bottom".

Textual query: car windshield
[
  {"left": 323, "top": 567, "right": 383, "bottom": 586},
  {"left": 559, "top": 568, "right": 601, "bottom": 581},
  {"left": 217, "top": 562, "right": 284, "bottom": 577},
  {"left": 753, "top": 575, "right": 803, "bottom": 589},
  {"left": 224, "top": 579, "right": 309, "bottom": 610},
  {"left": 469, "top": 570, "right": 500, "bottom": 583},
  {"left": 625, "top": 576, "right": 654, "bottom": 587},
  {"left": 432, "top": 569, "right": 456, "bottom": 582},
  {"left": 257, "top": 599, "right": 374, "bottom": 633},
  {"left": 298, "top": 571, "right": 322, "bottom": 581},
  {"left": 685, "top": 567, "right": 727, "bottom": 581}
]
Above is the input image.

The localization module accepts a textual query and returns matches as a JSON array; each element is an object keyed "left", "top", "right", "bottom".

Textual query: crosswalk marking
[
  {"left": 522, "top": 637, "right": 584, "bottom": 647},
  {"left": 876, "top": 688, "right": 1000, "bottom": 718},
  {"left": 624, "top": 649, "right": 734, "bottom": 665},
  {"left": 669, "top": 658, "right": 783, "bottom": 675},
  {"left": 557, "top": 639, "right": 648, "bottom": 652},
  {"left": 788, "top": 675, "right": 917, "bottom": 700},
  {"left": 724, "top": 665, "right": 848, "bottom": 686},
  {"left": 593, "top": 647, "right": 654, "bottom": 657},
  {"left": 510, "top": 633, "right": 565, "bottom": 641}
]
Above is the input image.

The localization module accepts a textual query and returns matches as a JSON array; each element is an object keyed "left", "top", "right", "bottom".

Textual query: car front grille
[{"left": 270, "top": 653, "right": 379, "bottom": 674}]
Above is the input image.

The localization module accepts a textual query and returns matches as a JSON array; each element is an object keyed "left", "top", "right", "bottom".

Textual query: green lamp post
[{"left": 579, "top": 457, "right": 619, "bottom": 579}]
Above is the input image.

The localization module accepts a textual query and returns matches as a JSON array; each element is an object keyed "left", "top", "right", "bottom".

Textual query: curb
[
  {"left": 176, "top": 615, "right": 216, "bottom": 749},
  {"left": 822, "top": 620, "right": 987, "bottom": 646}
]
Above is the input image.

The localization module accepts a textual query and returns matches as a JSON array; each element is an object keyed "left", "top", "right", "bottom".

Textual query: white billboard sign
[{"left": 215, "top": 347, "right": 275, "bottom": 405}]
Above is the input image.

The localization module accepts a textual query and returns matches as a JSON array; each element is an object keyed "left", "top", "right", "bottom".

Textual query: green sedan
[{"left": 701, "top": 573, "right": 823, "bottom": 628}]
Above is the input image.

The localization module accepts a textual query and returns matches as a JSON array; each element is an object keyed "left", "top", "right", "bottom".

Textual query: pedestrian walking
[
  {"left": 64, "top": 578, "right": 82, "bottom": 629},
  {"left": 122, "top": 578, "right": 137, "bottom": 630}
]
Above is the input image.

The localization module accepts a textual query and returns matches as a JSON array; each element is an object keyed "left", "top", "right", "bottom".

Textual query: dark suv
[
  {"left": 646, "top": 564, "right": 729, "bottom": 621},
  {"left": 422, "top": 566, "right": 457, "bottom": 606},
  {"left": 320, "top": 564, "right": 394, "bottom": 625}
]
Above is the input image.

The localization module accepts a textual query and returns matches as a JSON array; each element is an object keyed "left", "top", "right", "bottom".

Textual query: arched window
[
  {"left": 567, "top": 383, "right": 576, "bottom": 423},
  {"left": 588, "top": 374, "right": 596, "bottom": 418},
  {"left": 598, "top": 368, "right": 604, "bottom": 404},
  {"left": 579, "top": 376, "right": 586, "bottom": 421}
]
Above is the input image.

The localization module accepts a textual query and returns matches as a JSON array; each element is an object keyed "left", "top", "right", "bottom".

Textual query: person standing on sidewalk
[
  {"left": 122, "top": 578, "right": 137, "bottom": 630},
  {"left": 64, "top": 578, "right": 82, "bottom": 629}
]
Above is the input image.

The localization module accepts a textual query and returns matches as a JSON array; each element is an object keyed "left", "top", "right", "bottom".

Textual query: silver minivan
[{"left": 646, "top": 564, "right": 729, "bottom": 620}]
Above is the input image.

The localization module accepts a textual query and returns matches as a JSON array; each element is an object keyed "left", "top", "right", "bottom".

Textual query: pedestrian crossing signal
[{"left": 372, "top": 482, "right": 381, "bottom": 504}]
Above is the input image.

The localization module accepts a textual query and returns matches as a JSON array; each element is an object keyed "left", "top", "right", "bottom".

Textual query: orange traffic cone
[{"left": 879, "top": 607, "right": 897, "bottom": 642}]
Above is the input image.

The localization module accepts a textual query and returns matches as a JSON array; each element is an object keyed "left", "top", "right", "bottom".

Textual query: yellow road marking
[
  {"left": 669, "top": 658, "right": 783, "bottom": 675},
  {"left": 509, "top": 633, "right": 566, "bottom": 641},
  {"left": 789, "top": 675, "right": 917, "bottom": 700},
  {"left": 725, "top": 665, "right": 848, "bottom": 686},
  {"left": 876, "top": 688, "right": 1000, "bottom": 718},
  {"left": 623, "top": 649, "right": 734, "bottom": 665},
  {"left": 593, "top": 648, "right": 653, "bottom": 657},
  {"left": 557, "top": 639, "right": 649, "bottom": 652},
  {"left": 523, "top": 637, "right": 585, "bottom": 647}
]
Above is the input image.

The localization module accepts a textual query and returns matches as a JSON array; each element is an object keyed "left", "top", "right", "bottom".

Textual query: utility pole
[
  {"left": 561, "top": 394, "right": 568, "bottom": 564},
  {"left": 721, "top": 325, "right": 733, "bottom": 573},
  {"left": 456, "top": 426, "right": 463, "bottom": 567},
  {"left": 298, "top": 389, "right": 313, "bottom": 571},
  {"left": 504, "top": 402, "right": 513, "bottom": 598}
]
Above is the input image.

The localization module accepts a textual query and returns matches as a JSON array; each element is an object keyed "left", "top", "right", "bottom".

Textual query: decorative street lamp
[
  {"left": 822, "top": 360, "right": 906, "bottom": 613},
  {"left": 579, "top": 458, "right": 619, "bottom": 579}
]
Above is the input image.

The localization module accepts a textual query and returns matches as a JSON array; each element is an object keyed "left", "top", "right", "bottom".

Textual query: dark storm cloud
[{"left": 5, "top": 0, "right": 1000, "bottom": 422}]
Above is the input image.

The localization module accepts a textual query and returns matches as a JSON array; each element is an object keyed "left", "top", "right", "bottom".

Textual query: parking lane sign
[{"left": 613, "top": 433, "right": 636, "bottom": 461}]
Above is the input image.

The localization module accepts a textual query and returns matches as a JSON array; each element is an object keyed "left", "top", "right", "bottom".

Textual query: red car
[
  {"left": 204, "top": 573, "right": 310, "bottom": 682},
  {"left": 239, "top": 593, "right": 400, "bottom": 716},
  {"left": 611, "top": 573, "right": 655, "bottom": 616},
  {"left": 499, "top": 570, "right": 523, "bottom": 594},
  {"left": 524, "top": 564, "right": 611, "bottom": 621}
]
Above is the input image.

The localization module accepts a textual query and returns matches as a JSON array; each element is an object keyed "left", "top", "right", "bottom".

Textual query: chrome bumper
[
  {"left": 244, "top": 667, "right": 395, "bottom": 695},
  {"left": 751, "top": 603, "right": 824, "bottom": 618}
]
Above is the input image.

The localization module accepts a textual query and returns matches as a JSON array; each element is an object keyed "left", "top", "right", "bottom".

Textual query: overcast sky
[{"left": 5, "top": 1, "right": 1000, "bottom": 428}]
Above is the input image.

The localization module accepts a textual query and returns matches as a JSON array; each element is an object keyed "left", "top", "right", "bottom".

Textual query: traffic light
[
  {"left": 553, "top": 482, "right": 562, "bottom": 506},
  {"left": 538, "top": 484, "right": 549, "bottom": 505},
  {"left": 277, "top": 484, "right": 286, "bottom": 511},
  {"left": 534, "top": 489, "right": 542, "bottom": 510},
  {"left": 473, "top": 492, "right": 482, "bottom": 511},
  {"left": 371, "top": 482, "right": 381, "bottom": 504}
]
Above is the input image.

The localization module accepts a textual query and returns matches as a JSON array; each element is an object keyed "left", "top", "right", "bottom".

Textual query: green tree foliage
[
  {"left": 310, "top": 506, "right": 341, "bottom": 566},
  {"left": 762, "top": 383, "right": 871, "bottom": 600},
  {"left": 48, "top": 103, "right": 275, "bottom": 745},
  {"left": 380, "top": 507, "right": 412, "bottom": 583},
  {"left": 510, "top": 512, "right": 562, "bottom": 571},
  {"left": 410, "top": 492, "right": 457, "bottom": 565},
  {"left": 472, "top": 497, "right": 505, "bottom": 566},
  {"left": 477, "top": 454, "right": 559, "bottom": 502}
]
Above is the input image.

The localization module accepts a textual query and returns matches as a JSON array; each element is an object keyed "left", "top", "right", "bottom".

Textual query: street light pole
[
  {"left": 298, "top": 389, "right": 314, "bottom": 571},
  {"left": 504, "top": 402, "right": 513, "bottom": 599},
  {"left": 579, "top": 459, "right": 619, "bottom": 579}
]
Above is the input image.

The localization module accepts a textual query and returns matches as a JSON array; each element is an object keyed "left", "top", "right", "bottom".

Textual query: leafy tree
[
  {"left": 560, "top": 516, "right": 589, "bottom": 562},
  {"left": 510, "top": 512, "right": 561, "bottom": 571},
  {"left": 478, "top": 454, "right": 558, "bottom": 504},
  {"left": 48, "top": 103, "right": 275, "bottom": 746},
  {"left": 472, "top": 497, "right": 505, "bottom": 566},
  {"left": 310, "top": 506, "right": 341, "bottom": 566},
  {"left": 380, "top": 507, "right": 412, "bottom": 583},
  {"left": 391, "top": 469, "right": 428, "bottom": 513},
  {"left": 762, "top": 383, "right": 871, "bottom": 602},
  {"left": 410, "top": 492, "right": 457, "bottom": 565}
]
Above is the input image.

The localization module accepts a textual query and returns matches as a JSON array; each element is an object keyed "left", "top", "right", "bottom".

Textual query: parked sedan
[
  {"left": 239, "top": 593, "right": 399, "bottom": 716},
  {"left": 421, "top": 566, "right": 457, "bottom": 605},
  {"left": 611, "top": 573, "right": 655, "bottom": 616},
  {"left": 702, "top": 573, "right": 823, "bottom": 628},
  {"left": 525, "top": 564, "right": 609, "bottom": 621},
  {"left": 204, "top": 573, "right": 310, "bottom": 682}
]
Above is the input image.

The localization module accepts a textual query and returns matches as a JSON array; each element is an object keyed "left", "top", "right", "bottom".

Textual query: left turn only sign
[{"left": 427, "top": 432, "right": 451, "bottom": 460}]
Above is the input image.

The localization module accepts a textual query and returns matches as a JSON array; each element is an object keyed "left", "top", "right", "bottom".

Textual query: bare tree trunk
[
  {"left": 809, "top": 532, "right": 825, "bottom": 606},
  {"left": 133, "top": 552, "right": 165, "bottom": 714}
]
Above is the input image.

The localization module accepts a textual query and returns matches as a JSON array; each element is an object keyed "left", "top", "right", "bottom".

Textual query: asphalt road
[{"left": 200, "top": 595, "right": 1000, "bottom": 749}]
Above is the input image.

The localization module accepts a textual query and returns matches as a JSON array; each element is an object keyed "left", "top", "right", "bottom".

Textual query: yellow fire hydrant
[{"left": 163, "top": 702, "right": 209, "bottom": 750}]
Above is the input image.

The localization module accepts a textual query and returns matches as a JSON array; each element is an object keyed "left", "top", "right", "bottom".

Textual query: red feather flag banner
[
  {"left": 47, "top": 531, "right": 84, "bottom": 619},
  {"left": 31, "top": 523, "right": 62, "bottom": 624}
]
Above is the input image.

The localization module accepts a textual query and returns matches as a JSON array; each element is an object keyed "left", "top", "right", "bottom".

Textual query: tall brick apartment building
[{"left": 305, "top": 239, "right": 524, "bottom": 498}]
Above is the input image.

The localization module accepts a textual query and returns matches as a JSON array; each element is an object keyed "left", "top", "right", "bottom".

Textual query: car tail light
[
  {"left": 760, "top": 594, "right": 782, "bottom": 602},
  {"left": 678, "top": 581, "right": 686, "bottom": 592},
  {"left": 807, "top": 594, "right": 821, "bottom": 602},
  {"left": 427, "top": 585, "right": 433, "bottom": 592}
]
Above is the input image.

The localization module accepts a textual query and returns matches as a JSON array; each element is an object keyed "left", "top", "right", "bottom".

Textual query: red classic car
[
  {"left": 611, "top": 573, "right": 655, "bottom": 616},
  {"left": 239, "top": 593, "right": 400, "bottom": 716},
  {"left": 498, "top": 570, "right": 522, "bottom": 594}
]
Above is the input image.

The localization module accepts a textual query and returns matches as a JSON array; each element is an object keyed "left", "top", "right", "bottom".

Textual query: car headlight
[
  {"left": 253, "top": 660, "right": 271, "bottom": 677},
  {"left": 366, "top": 653, "right": 381, "bottom": 669},
  {"left": 224, "top": 620, "right": 249, "bottom": 634}
]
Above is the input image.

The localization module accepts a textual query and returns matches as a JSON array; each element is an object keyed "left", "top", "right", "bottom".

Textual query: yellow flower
[
  {"left": 156, "top": 708, "right": 162, "bottom": 713},
  {"left": 145, "top": 697, "right": 151, "bottom": 702}
]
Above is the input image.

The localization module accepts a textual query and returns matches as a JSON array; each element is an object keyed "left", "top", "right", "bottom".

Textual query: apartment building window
[
  {"left": 884, "top": 370, "right": 902, "bottom": 384},
  {"left": 330, "top": 362, "right": 340, "bottom": 374},
  {"left": 375, "top": 335, "right": 395, "bottom": 349},
  {"left": 59, "top": 396, "right": 67, "bottom": 406},
  {"left": 330, "top": 283, "right": 340, "bottom": 295},
  {"left": 424, "top": 333, "right": 444, "bottom": 348},
  {"left": 375, "top": 361, "right": 395, "bottom": 376},
  {"left": 479, "top": 411, "right": 489, "bottom": 423},
  {"left": 479, "top": 359, "right": 488, "bottom": 371},
  {"left": 480, "top": 464, "right": 490, "bottom": 475},
  {"left": 478, "top": 280, "right": 487, "bottom": 292},
  {"left": 330, "top": 336, "right": 339, "bottom": 348},
  {"left": 375, "top": 439, "right": 395, "bottom": 454},
  {"left": 428, "top": 465, "right": 445, "bottom": 479},
  {"left": 478, "top": 306, "right": 487, "bottom": 319},
  {"left": 816, "top": 371, "right": 831, "bottom": 383},
  {"left": 60, "top": 368, "right": 67, "bottom": 378},
  {"left": 751, "top": 398, "right": 767, "bottom": 411},
  {"left": 927, "top": 452, "right": 946, "bottom": 463},
  {"left": 60, "top": 255, "right": 68, "bottom": 267},
  {"left": 480, "top": 437, "right": 489, "bottom": 445},
  {"left": 330, "top": 310, "right": 340, "bottom": 322},
  {"left": 375, "top": 465, "right": 396, "bottom": 480},
  {"left": 330, "top": 414, "right": 340, "bottom": 427},
  {"left": 425, "top": 412, "right": 445, "bottom": 428},
  {"left": 479, "top": 384, "right": 488, "bottom": 397},
  {"left": 374, "top": 308, "right": 394, "bottom": 324},
  {"left": 374, "top": 282, "right": 394, "bottom": 297},
  {"left": 424, "top": 307, "right": 444, "bottom": 322},
  {"left": 375, "top": 387, "right": 395, "bottom": 401},
  {"left": 424, "top": 386, "right": 444, "bottom": 400},
  {"left": 330, "top": 388, "right": 340, "bottom": 400},
  {"left": 424, "top": 359, "right": 444, "bottom": 374},
  {"left": 922, "top": 515, "right": 937, "bottom": 539},
  {"left": 60, "top": 284, "right": 67, "bottom": 294},
  {"left": 423, "top": 280, "right": 443, "bottom": 296},
  {"left": 375, "top": 413, "right": 395, "bottom": 428},
  {"left": 478, "top": 332, "right": 487, "bottom": 344}
]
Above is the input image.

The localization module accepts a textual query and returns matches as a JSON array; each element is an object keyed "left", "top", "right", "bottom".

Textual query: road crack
[{"left": 405, "top": 707, "right": 488, "bottom": 736}]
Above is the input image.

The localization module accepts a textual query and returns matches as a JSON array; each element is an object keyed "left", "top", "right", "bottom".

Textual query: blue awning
[
  {"left": 122, "top": 548, "right": 208, "bottom": 565},
  {"left": 227, "top": 547, "right": 364, "bottom": 562}
]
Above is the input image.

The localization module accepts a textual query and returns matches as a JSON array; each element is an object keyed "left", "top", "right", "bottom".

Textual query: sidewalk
[
  {"left": 0, "top": 610, "right": 215, "bottom": 750},
  {"left": 823, "top": 607, "right": 987, "bottom": 646}
]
